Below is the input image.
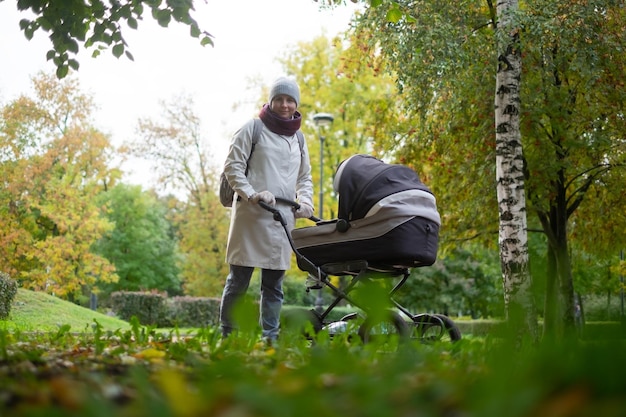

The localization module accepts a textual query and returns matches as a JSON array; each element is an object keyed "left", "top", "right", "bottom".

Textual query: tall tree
[
  {"left": 519, "top": 0, "right": 626, "bottom": 337},
  {"left": 494, "top": 0, "right": 537, "bottom": 340},
  {"left": 124, "top": 94, "right": 216, "bottom": 203},
  {"left": 327, "top": 0, "right": 626, "bottom": 338},
  {"left": 0, "top": 72, "right": 119, "bottom": 298},
  {"left": 4, "top": 0, "right": 212, "bottom": 78},
  {"left": 93, "top": 184, "right": 182, "bottom": 297},
  {"left": 124, "top": 95, "right": 230, "bottom": 296}
]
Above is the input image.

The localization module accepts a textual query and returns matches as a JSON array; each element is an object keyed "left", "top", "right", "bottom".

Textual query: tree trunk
[
  {"left": 543, "top": 247, "right": 558, "bottom": 338},
  {"left": 495, "top": 0, "right": 538, "bottom": 343},
  {"left": 555, "top": 241, "right": 577, "bottom": 337},
  {"left": 538, "top": 166, "right": 577, "bottom": 340}
]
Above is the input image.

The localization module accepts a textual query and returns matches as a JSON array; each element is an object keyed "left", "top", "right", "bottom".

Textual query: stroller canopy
[{"left": 333, "top": 154, "right": 436, "bottom": 222}]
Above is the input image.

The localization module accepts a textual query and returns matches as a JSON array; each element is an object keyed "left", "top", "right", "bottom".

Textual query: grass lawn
[{"left": 1, "top": 288, "right": 132, "bottom": 332}]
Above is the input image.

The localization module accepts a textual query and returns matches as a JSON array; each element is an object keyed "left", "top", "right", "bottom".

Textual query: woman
[{"left": 220, "top": 76, "right": 314, "bottom": 341}]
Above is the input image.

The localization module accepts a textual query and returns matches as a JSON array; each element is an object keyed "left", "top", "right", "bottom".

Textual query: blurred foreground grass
[
  {"left": 1, "top": 325, "right": 625, "bottom": 416},
  {"left": 1, "top": 290, "right": 625, "bottom": 416}
]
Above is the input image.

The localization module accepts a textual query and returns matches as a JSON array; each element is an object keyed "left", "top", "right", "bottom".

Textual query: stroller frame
[{"left": 261, "top": 198, "right": 461, "bottom": 344}]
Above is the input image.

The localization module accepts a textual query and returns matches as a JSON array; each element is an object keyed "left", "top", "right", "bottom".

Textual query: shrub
[
  {"left": 581, "top": 295, "right": 624, "bottom": 322},
  {"left": 165, "top": 296, "right": 221, "bottom": 328},
  {"left": 282, "top": 278, "right": 316, "bottom": 306},
  {"left": 0, "top": 272, "right": 18, "bottom": 320},
  {"left": 110, "top": 291, "right": 168, "bottom": 326}
]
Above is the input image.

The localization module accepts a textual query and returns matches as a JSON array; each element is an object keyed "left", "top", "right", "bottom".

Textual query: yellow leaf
[
  {"left": 156, "top": 368, "right": 205, "bottom": 417},
  {"left": 133, "top": 347, "right": 166, "bottom": 360}
]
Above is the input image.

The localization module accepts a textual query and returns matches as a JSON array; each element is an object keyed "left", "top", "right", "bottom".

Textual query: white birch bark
[{"left": 495, "top": 0, "right": 537, "bottom": 339}]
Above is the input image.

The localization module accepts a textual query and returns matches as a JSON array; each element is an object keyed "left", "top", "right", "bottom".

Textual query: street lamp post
[
  {"left": 312, "top": 112, "right": 334, "bottom": 314},
  {"left": 619, "top": 249, "right": 626, "bottom": 324},
  {"left": 313, "top": 113, "right": 334, "bottom": 219}
]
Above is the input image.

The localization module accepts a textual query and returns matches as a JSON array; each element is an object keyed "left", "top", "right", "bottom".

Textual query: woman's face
[{"left": 270, "top": 94, "right": 297, "bottom": 119}]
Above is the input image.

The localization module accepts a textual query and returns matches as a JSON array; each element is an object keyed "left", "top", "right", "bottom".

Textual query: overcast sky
[{"left": 0, "top": 0, "right": 358, "bottom": 189}]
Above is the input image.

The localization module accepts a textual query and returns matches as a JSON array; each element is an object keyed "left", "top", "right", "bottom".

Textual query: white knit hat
[{"left": 268, "top": 77, "right": 300, "bottom": 107}]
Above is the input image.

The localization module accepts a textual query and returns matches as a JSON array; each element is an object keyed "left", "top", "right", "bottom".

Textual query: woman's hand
[
  {"left": 295, "top": 202, "right": 314, "bottom": 219},
  {"left": 250, "top": 191, "right": 276, "bottom": 206}
]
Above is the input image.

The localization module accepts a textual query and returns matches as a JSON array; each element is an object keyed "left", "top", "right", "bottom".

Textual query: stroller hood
[{"left": 334, "top": 154, "right": 435, "bottom": 221}]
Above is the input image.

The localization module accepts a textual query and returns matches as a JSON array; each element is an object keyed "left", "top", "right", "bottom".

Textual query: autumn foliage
[{"left": 0, "top": 73, "right": 119, "bottom": 297}]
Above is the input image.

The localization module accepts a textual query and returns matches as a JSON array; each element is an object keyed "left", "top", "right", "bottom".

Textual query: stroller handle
[
  {"left": 260, "top": 197, "right": 321, "bottom": 223},
  {"left": 258, "top": 198, "right": 326, "bottom": 278}
]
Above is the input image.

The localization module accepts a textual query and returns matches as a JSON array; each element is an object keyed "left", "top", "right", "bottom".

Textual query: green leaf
[
  {"left": 38, "top": 16, "right": 52, "bottom": 31},
  {"left": 386, "top": 8, "right": 403, "bottom": 23},
  {"left": 156, "top": 9, "right": 172, "bottom": 27},
  {"left": 75, "top": 29, "right": 86, "bottom": 42},
  {"left": 92, "top": 0, "right": 105, "bottom": 19},
  {"left": 19, "top": 19, "right": 30, "bottom": 30},
  {"left": 46, "top": 49, "right": 56, "bottom": 61},
  {"left": 56, "top": 65, "right": 69, "bottom": 79},
  {"left": 112, "top": 43, "right": 124, "bottom": 58},
  {"left": 16, "top": 0, "right": 32, "bottom": 11},
  {"left": 120, "top": 4, "right": 132, "bottom": 19},
  {"left": 125, "top": 50, "right": 135, "bottom": 61},
  {"left": 111, "top": 29, "right": 123, "bottom": 43},
  {"left": 189, "top": 24, "right": 200, "bottom": 38},
  {"left": 92, "top": 22, "right": 105, "bottom": 37},
  {"left": 23, "top": 23, "right": 36, "bottom": 40},
  {"left": 127, "top": 17, "right": 138, "bottom": 29},
  {"left": 133, "top": 3, "right": 144, "bottom": 16},
  {"left": 171, "top": 6, "right": 187, "bottom": 22},
  {"left": 67, "top": 39, "right": 79, "bottom": 54},
  {"left": 404, "top": 14, "right": 416, "bottom": 24},
  {"left": 200, "top": 36, "right": 213, "bottom": 47},
  {"left": 68, "top": 59, "right": 80, "bottom": 71}
]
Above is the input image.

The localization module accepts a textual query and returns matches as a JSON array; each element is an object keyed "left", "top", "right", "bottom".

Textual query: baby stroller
[{"left": 262, "top": 154, "right": 461, "bottom": 345}]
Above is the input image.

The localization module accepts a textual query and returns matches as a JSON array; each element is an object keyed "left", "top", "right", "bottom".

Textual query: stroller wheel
[
  {"left": 412, "top": 313, "right": 462, "bottom": 343},
  {"left": 358, "top": 309, "right": 410, "bottom": 346},
  {"left": 281, "top": 308, "right": 323, "bottom": 338}
]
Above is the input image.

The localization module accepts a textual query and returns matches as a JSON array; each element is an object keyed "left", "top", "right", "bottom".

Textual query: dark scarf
[{"left": 259, "top": 103, "right": 302, "bottom": 136}]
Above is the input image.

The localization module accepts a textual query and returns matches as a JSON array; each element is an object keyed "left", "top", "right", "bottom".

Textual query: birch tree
[
  {"left": 321, "top": 0, "right": 538, "bottom": 336},
  {"left": 494, "top": 0, "right": 537, "bottom": 339}
]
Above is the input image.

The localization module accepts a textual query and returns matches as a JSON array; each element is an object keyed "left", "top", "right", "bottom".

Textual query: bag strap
[
  {"left": 244, "top": 119, "right": 264, "bottom": 176},
  {"left": 295, "top": 130, "right": 304, "bottom": 157}
]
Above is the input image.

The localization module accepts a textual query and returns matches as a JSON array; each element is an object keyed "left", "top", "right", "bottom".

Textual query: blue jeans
[{"left": 219, "top": 265, "right": 285, "bottom": 340}]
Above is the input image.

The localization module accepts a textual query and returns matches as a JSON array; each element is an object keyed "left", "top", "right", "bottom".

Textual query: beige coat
[{"left": 224, "top": 119, "right": 314, "bottom": 270}]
